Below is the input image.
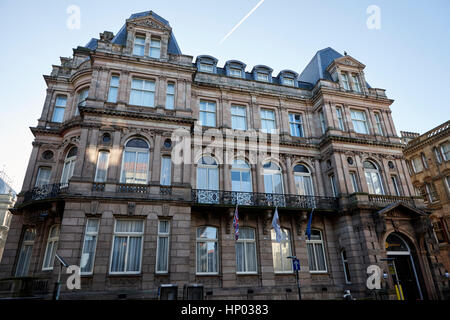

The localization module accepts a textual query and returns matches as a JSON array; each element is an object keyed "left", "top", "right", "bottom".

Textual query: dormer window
[
  {"left": 200, "top": 63, "right": 214, "bottom": 73},
  {"left": 341, "top": 73, "right": 350, "bottom": 90},
  {"left": 229, "top": 68, "right": 242, "bottom": 78},
  {"left": 150, "top": 38, "right": 161, "bottom": 59},
  {"left": 351, "top": 74, "right": 362, "bottom": 92},
  {"left": 282, "top": 78, "right": 295, "bottom": 86},
  {"left": 256, "top": 73, "right": 269, "bottom": 82},
  {"left": 224, "top": 60, "right": 246, "bottom": 79},
  {"left": 278, "top": 70, "right": 299, "bottom": 87},
  {"left": 133, "top": 35, "right": 146, "bottom": 56},
  {"left": 196, "top": 55, "right": 218, "bottom": 74}
]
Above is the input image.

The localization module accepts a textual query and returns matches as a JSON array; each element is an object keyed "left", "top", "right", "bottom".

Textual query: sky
[{"left": 0, "top": 0, "right": 449, "bottom": 191}]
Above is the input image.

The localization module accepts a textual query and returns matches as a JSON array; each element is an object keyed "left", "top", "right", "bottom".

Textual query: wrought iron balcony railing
[
  {"left": 23, "top": 183, "right": 63, "bottom": 203},
  {"left": 191, "top": 189, "right": 339, "bottom": 210}
]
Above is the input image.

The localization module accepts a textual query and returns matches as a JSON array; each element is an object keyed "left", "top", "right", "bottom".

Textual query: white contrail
[{"left": 219, "top": 0, "right": 265, "bottom": 44}]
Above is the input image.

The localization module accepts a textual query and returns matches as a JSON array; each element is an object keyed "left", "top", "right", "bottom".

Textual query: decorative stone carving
[{"left": 127, "top": 202, "right": 136, "bottom": 216}]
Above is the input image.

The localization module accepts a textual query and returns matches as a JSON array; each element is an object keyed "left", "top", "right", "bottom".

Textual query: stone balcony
[{"left": 341, "top": 193, "right": 426, "bottom": 211}]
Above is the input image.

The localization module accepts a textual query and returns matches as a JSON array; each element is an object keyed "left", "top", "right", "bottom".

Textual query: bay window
[{"left": 61, "top": 147, "right": 77, "bottom": 187}]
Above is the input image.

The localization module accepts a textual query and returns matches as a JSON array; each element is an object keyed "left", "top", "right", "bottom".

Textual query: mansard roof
[
  {"left": 84, "top": 11, "right": 182, "bottom": 55},
  {"left": 298, "top": 47, "right": 343, "bottom": 85}
]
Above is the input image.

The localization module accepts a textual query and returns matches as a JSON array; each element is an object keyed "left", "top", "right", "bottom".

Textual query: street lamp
[{"left": 287, "top": 256, "right": 301, "bottom": 300}]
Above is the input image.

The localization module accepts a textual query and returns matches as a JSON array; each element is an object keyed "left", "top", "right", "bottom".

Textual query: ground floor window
[
  {"left": 110, "top": 220, "right": 144, "bottom": 274},
  {"left": 306, "top": 229, "right": 327, "bottom": 273}
]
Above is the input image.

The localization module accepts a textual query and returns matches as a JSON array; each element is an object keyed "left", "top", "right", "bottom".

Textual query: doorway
[{"left": 385, "top": 233, "right": 423, "bottom": 300}]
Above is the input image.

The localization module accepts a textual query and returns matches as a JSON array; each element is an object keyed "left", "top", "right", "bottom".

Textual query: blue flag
[
  {"left": 306, "top": 208, "right": 315, "bottom": 241},
  {"left": 272, "top": 207, "right": 282, "bottom": 243}
]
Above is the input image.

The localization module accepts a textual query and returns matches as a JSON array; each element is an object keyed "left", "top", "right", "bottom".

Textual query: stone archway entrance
[{"left": 385, "top": 233, "right": 423, "bottom": 300}]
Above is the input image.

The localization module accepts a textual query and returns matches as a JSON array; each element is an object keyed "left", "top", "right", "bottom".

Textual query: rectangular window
[
  {"left": 260, "top": 109, "right": 276, "bottom": 134},
  {"left": 271, "top": 229, "right": 293, "bottom": 273},
  {"left": 130, "top": 78, "right": 155, "bottom": 107},
  {"left": 421, "top": 153, "right": 429, "bottom": 169},
  {"left": 199, "top": 63, "right": 214, "bottom": 73},
  {"left": 196, "top": 227, "right": 218, "bottom": 274},
  {"left": 446, "top": 176, "right": 450, "bottom": 194},
  {"left": 391, "top": 176, "right": 401, "bottom": 196},
  {"left": 289, "top": 113, "right": 304, "bottom": 137},
  {"left": 156, "top": 221, "right": 170, "bottom": 273},
  {"left": 149, "top": 38, "right": 161, "bottom": 59},
  {"left": 94, "top": 151, "right": 110, "bottom": 183},
  {"left": 42, "top": 226, "right": 60, "bottom": 270},
  {"left": 229, "top": 68, "right": 242, "bottom": 78},
  {"left": 80, "top": 219, "right": 99, "bottom": 275},
  {"left": 283, "top": 78, "right": 295, "bottom": 86},
  {"left": 350, "top": 172, "right": 359, "bottom": 193},
  {"left": 427, "top": 183, "right": 439, "bottom": 202},
  {"left": 330, "top": 174, "right": 338, "bottom": 197},
  {"left": 306, "top": 230, "right": 327, "bottom": 273},
  {"left": 434, "top": 147, "right": 443, "bottom": 164},
  {"left": 107, "top": 76, "right": 120, "bottom": 103},
  {"left": 411, "top": 156, "right": 424, "bottom": 173},
  {"left": 350, "top": 110, "right": 369, "bottom": 134},
  {"left": 110, "top": 220, "right": 144, "bottom": 274},
  {"left": 35, "top": 167, "right": 51, "bottom": 187},
  {"left": 374, "top": 112, "right": 384, "bottom": 135},
  {"left": 231, "top": 105, "right": 247, "bottom": 130},
  {"left": 160, "top": 157, "right": 172, "bottom": 186},
  {"left": 441, "top": 142, "right": 450, "bottom": 161},
  {"left": 133, "top": 35, "right": 145, "bottom": 56},
  {"left": 166, "top": 83, "right": 175, "bottom": 110},
  {"left": 15, "top": 229, "right": 36, "bottom": 277},
  {"left": 352, "top": 74, "right": 362, "bottom": 92},
  {"left": 199, "top": 101, "right": 216, "bottom": 127},
  {"left": 433, "top": 219, "right": 449, "bottom": 244},
  {"left": 236, "top": 228, "right": 257, "bottom": 274},
  {"left": 52, "top": 96, "right": 67, "bottom": 123},
  {"left": 341, "top": 73, "right": 350, "bottom": 90},
  {"left": 319, "top": 110, "right": 326, "bottom": 134},
  {"left": 256, "top": 73, "right": 269, "bottom": 82},
  {"left": 341, "top": 250, "right": 351, "bottom": 284},
  {"left": 336, "top": 107, "right": 345, "bottom": 131}
]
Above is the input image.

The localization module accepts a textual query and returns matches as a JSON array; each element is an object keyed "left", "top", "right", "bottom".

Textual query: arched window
[
  {"left": 197, "top": 157, "right": 219, "bottom": 190},
  {"left": 363, "top": 161, "right": 384, "bottom": 195},
  {"left": 263, "top": 162, "right": 284, "bottom": 194},
  {"left": 236, "top": 227, "right": 257, "bottom": 274},
  {"left": 306, "top": 229, "right": 327, "bottom": 273},
  {"left": 42, "top": 225, "right": 60, "bottom": 270},
  {"left": 120, "top": 138, "right": 150, "bottom": 185},
  {"left": 271, "top": 228, "right": 292, "bottom": 273},
  {"left": 61, "top": 147, "right": 78, "bottom": 186},
  {"left": 196, "top": 226, "right": 218, "bottom": 274},
  {"left": 15, "top": 228, "right": 36, "bottom": 277},
  {"left": 293, "top": 164, "right": 314, "bottom": 196},
  {"left": 231, "top": 159, "right": 252, "bottom": 192}
]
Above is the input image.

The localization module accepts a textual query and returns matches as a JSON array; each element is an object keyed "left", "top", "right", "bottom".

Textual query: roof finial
[{"left": 344, "top": 51, "right": 347, "bottom": 56}]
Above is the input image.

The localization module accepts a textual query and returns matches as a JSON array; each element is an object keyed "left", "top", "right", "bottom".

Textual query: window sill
[
  {"left": 196, "top": 273, "right": 219, "bottom": 276},
  {"left": 107, "top": 273, "right": 142, "bottom": 277},
  {"left": 236, "top": 273, "right": 259, "bottom": 276}
]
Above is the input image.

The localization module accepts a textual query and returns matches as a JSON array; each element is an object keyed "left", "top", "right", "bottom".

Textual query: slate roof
[
  {"left": 298, "top": 47, "right": 371, "bottom": 88},
  {"left": 84, "top": 11, "right": 181, "bottom": 55}
]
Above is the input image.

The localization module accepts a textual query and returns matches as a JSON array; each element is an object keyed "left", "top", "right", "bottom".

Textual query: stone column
[{"left": 285, "top": 156, "right": 295, "bottom": 195}]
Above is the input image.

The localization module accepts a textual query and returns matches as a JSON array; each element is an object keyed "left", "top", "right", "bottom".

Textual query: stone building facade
[
  {"left": 0, "top": 171, "right": 16, "bottom": 263},
  {"left": 0, "top": 11, "right": 446, "bottom": 300},
  {"left": 403, "top": 121, "right": 450, "bottom": 287}
]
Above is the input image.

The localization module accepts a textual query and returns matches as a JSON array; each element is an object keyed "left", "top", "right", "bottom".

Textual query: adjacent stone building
[
  {"left": 0, "top": 171, "right": 16, "bottom": 262},
  {"left": 0, "top": 11, "right": 446, "bottom": 300},
  {"left": 402, "top": 121, "right": 450, "bottom": 286}
]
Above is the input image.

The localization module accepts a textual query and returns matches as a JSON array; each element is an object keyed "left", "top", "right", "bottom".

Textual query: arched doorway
[{"left": 385, "top": 233, "right": 424, "bottom": 300}]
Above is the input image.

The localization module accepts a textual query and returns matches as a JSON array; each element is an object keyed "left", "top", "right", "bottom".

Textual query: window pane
[
  {"left": 236, "top": 242, "right": 245, "bottom": 272},
  {"left": 159, "top": 221, "right": 170, "bottom": 234},
  {"left": 36, "top": 167, "right": 51, "bottom": 187},
  {"left": 160, "top": 157, "right": 172, "bottom": 186},
  {"left": 52, "top": 107, "right": 65, "bottom": 123},
  {"left": 246, "top": 242, "right": 257, "bottom": 272},
  {"left": 126, "top": 237, "right": 142, "bottom": 272},
  {"left": 95, "top": 152, "right": 109, "bottom": 183},
  {"left": 16, "top": 245, "right": 33, "bottom": 277},
  {"left": 315, "top": 243, "right": 326, "bottom": 271},
  {"left": 197, "top": 227, "right": 217, "bottom": 239},
  {"left": 157, "top": 236, "right": 169, "bottom": 272},
  {"left": 197, "top": 242, "right": 207, "bottom": 272},
  {"left": 307, "top": 243, "right": 317, "bottom": 271},
  {"left": 111, "top": 237, "right": 127, "bottom": 272},
  {"left": 115, "top": 220, "right": 144, "bottom": 233},
  {"left": 80, "top": 234, "right": 97, "bottom": 273}
]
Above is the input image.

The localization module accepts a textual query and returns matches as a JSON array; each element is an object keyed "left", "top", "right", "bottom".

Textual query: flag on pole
[
  {"left": 306, "top": 208, "right": 315, "bottom": 241},
  {"left": 272, "top": 207, "right": 282, "bottom": 243},
  {"left": 233, "top": 205, "right": 239, "bottom": 241}
]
